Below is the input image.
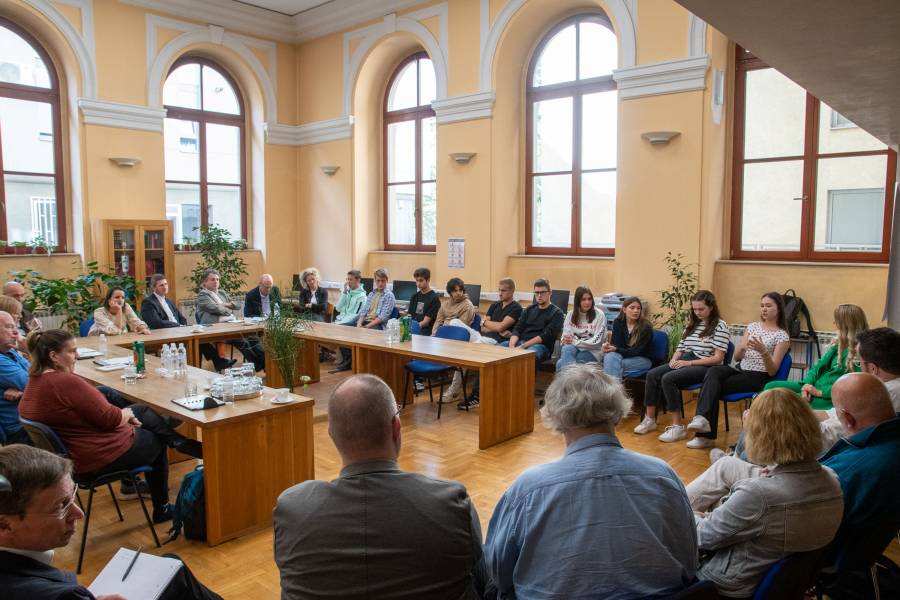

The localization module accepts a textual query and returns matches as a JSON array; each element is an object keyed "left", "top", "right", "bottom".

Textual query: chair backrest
[
  {"left": 724, "top": 341, "right": 735, "bottom": 365},
  {"left": 361, "top": 277, "right": 374, "bottom": 294},
  {"left": 19, "top": 418, "right": 69, "bottom": 457},
  {"left": 324, "top": 302, "right": 335, "bottom": 323},
  {"left": 773, "top": 352, "right": 792, "bottom": 381},
  {"left": 471, "top": 314, "right": 481, "bottom": 330},
  {"left": 292, "top": 274, "right": 302, "bottom": 291},
  {"left": 651, "top": 330, "right": 670, "bottom": 366},
  {"left": 434, "top": 325, "right": 471, "bottom": 342},
  {"left": 752, "top": 547, "right": 828, "bottom": 600},
  {"left": 550, "top": 289, "right": 569, "bottom": 313},
  {"left": 410, "top": 319, "right": 421, "bottom": 335},
  {"left": 464, "top": 284, "right": 481, "bottom": 304},
  {"left": 669, "top": 580, "right": 720, "bottom": 600},
  {"left": 79, "top": 319, "right": 94, "bottom": 337},
  {"left": 390, "top": 306, "right": 400, "bottom": 320}
]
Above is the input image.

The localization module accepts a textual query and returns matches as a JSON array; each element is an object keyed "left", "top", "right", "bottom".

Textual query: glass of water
[
  {"left": 123, "top": 364, "right": 138, "bottom": 385},
  {"left": 184, "top": 379, "right": 198, "bottom": 399}
]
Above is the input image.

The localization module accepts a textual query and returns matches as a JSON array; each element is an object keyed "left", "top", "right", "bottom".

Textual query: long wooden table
[
  {"left": 287, "top": 323, "right": 536, "bottom": 449},
  {"left": 74, "top": 340, "right": 315, "bottom": 546}
]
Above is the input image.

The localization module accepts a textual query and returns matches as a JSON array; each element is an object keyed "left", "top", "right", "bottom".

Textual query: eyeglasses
[
  {"left": 534, "top": 290, "right": 550, "bottom": 296},
  {"left": 32, "top": 486, "right": 79, "bottom": 520}
]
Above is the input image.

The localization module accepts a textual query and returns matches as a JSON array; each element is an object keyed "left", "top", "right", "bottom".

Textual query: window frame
[
  {"left": 731, "top": 47, "right": 896, "bottom": 262},
  {"left": 0, "top": 17, "right": 66, "bottom": 253},
  {"left": 525, "top": 13, "right": 618, "bottom": 256},
  {"left": 382, "top": 51, "right": 437, "bottom": 252},
  {"left": 163, "top": 55, "right": 247, "bottom": 244}
]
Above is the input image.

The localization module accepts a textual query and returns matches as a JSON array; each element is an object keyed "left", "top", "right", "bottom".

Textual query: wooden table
[
  {"left": 74, "top": 341, "right": 315, "bottom": 546},
  {"left": 285, "top": 323, "right": 536, "bottom": 449}
]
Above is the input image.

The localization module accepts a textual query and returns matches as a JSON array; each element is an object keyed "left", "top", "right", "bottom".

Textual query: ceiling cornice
[{"left": 294, "top": 0, "right": 426, "bottom": 42}]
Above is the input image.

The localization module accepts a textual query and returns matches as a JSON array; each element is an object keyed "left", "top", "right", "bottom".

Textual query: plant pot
[
  {"left": 33, "top": 247, "right": 47, "bottom": 255},
  {"left": 13, "top": 246, "right": 28, "bottom": 255}
]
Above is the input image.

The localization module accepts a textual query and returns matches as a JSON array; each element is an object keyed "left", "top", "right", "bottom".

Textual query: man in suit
[
  {"left": 141, "top": 274, "right": 234, "bottom": 373},
  {"left": 2, "top": 282, "right": 38, "bottom": 334},
  {"left": 194, "top": 269, "right": 264, "bottom": 372},
  {"left": 274, "top": 374, "right": 486, "bottom": 599},
  {"left": 0, "top": 445, "right": 221, "bottom": 600},
  {"left": 243, "top": 273, "right": 281, "bottom": 318}
]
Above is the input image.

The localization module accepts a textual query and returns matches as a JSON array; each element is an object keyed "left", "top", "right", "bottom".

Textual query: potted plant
[
  {"left": 652, "top": 252, "right": 698, "bottom": 359},
  {"left": 12, "top": 241, "right": 28, "bottom": 255},
  {"left": 187, "top": 225, "right": 248, "bottom": 296},
  {"left": 262, "top": 306, "right": 312, "bottom": 392}
]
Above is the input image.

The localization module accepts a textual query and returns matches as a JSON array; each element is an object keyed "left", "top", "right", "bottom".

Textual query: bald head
[
  {"left": 327, "top": 374, "right": 400, "bottom": 465},
  {"left": 3, "top": 282, "right": 25, "bottom": 303},
  {"left": 831, "top": 372, "right": 896, "bottom": 434},
  {"left": 258, "top": 274, "right": 274, "bottom": 296}
]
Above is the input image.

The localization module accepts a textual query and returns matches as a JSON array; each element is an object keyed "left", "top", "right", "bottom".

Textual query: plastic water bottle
[
  {"left": 176, "top": 343, "right": 187, "bottom": 376},
  {"left": 98, "top": 334, "right": 107, "bottom": 355},
  {"left": 222, "top": 375, "right": 235, "bottom": 404},
  {"left": 160, "top": 344, "right": 172, "bottom": 377}
]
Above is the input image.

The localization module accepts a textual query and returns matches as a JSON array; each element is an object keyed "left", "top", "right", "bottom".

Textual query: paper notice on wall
[{"left": 448, "top": 237, "right": 465, "bottom": 269}]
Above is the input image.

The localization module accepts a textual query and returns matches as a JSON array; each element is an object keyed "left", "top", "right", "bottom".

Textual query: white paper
[
  {"left": 448, "top": 237, "right": 465, "bottom": 269},
  {"left": 88, "top": 548, "right": 181, "bottom": 600},
  {"left": 76, "top": 347, "right": 103, "bottom": 359}
]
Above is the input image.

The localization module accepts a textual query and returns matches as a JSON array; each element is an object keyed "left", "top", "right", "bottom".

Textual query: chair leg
[
  {"left": 402, "top": 370, "right": 410, "bottom": 409},
  {"left": 871, "top": 564, "right": 881, "bottom": 600},
  {"left": 135, "top": 475, "right": 161, "bottom": 548},
  {"left": 77, "top": 487, "right": 95, "bottom": 574},
  {"left": 724, "top": 400, "right": 730, "bottom": 432},
  {"left": 427, "top": 376, "right": 435, "bottom": 404},
  {"left": 108, "top": 483, "right": 124, "bottom": 521},
  {"left": 458, "top": 368, "right": 469, "bottom": 411}
]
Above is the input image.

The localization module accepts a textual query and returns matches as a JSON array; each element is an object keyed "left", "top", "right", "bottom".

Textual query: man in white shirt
[{"left": 141, "top": 274, "right": 187, "bottom": 329}]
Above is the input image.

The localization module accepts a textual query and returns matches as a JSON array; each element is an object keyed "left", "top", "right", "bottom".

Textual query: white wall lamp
[
  {"left": 109, "top": 157, "right": 141, "bottom": 167},
  {"left": 449, "top": 152, "right": 476, "bottom": 165},
  {"left": 640, "top": 131, "right": 681, "bottom": 146},
  {"left": 320, "top": 165, "right": 340, "bottom": 176}
]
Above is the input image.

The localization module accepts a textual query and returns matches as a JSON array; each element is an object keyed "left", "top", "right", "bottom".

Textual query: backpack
[
  {"left": 166, "top": 466, "right": 206, "bottom": 542},
  {"left": 782, "top": 289, "right": 820, "bottom": 354}
]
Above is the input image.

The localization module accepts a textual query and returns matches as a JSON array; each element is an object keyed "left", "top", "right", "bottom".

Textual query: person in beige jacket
[
  {"left": 88, "top": 286, "right": 149, "bottom": 336},
  {"left": 432, "top": 277, "right": 476, "bottom": 334}
]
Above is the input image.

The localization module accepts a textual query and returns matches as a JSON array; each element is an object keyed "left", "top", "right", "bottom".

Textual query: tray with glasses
[{"left": 207, "top": 364, "right": 264, "bottom": 400}]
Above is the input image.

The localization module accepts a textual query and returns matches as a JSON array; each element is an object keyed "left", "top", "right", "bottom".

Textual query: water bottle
[
  {"left": 160, "top": 344, "right": 171, "bottom": 375},
  {"left": 177, "top": 343, "right": 187, "bottom": 376},
  {"left": 98, "top": 334, "right": 107, "bottom": 355},
  {"left": 222, "top": 375, "right": 235, "bottom": 404}
]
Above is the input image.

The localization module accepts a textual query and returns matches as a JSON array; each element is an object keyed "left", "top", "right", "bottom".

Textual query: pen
[{"left": 122, "top": 546, "right": 143, "bottom": 581}]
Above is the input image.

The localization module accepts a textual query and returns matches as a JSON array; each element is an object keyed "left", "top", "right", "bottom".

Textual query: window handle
[{"left": 792, "top": 196, "right": 808, "bottom": 201}]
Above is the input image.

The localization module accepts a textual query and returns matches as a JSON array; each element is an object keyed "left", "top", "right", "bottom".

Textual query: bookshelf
[{"left": 104, "top": 220, "right": 175, "bottom": 302}]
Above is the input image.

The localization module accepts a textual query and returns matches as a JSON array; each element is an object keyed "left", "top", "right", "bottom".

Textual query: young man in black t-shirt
[{"left": 404, "top": 267, "right": 440, "bottom": 336}]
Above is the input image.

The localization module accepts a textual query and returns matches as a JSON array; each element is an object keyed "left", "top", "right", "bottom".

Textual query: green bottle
[
  {"left": 132, "top": 340, "right": 146, "bottom": 374},
  {"left": 400, "top": 315, "right": 412, "bottom": 342}
]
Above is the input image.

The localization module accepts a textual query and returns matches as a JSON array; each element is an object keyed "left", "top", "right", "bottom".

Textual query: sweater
[
  {"left": 609, "top": 319, "right": 653, "bottom": 359},
  {"left": 561, "top": 310, "right": 607, "bottom": 360},
  {"left": 433, "top": 296, "right": 477, "bottom": 332},
  {"left": 803, "top": 346, "right": 856, "bottom": 403},
  {"left": 19, "top": 371, "right": 133, "bottom": 473},
  {"left": 334, "top": 287, "right": 367, "bottom": 325},
  {"left": 88, "top": 304, "right": 148, "bottom": 336},
  {"left": 513, "top": 303, "right": 565, "bottom": 348}
]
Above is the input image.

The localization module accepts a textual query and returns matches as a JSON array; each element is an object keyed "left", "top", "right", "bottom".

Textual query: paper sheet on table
[{"left": 88, "top": 548, "right": 181, "bottom": 600}]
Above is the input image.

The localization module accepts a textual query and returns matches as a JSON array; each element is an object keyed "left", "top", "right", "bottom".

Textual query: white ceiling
[{"left": 235, "top": 0, "right": 333, "bottom": 17}]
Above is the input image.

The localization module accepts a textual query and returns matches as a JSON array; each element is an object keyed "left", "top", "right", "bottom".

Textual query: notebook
[
  {"left": 88, "top": 548, "right": 181, "bottom": 600},
  {"left": 76, "top": 347, "right": 103, "bottom": 359},
  {"left": 93, "top": 356, "right": 134, "bottom": 367}
]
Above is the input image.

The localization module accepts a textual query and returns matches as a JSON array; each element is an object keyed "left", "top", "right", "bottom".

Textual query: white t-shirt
[{"left": 739, "top": 322, "right": 790, "bottom": 373}]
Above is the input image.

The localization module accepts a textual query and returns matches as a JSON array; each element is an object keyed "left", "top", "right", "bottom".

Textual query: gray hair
[
  {"left": 541, "top": 363, "right": 633, "bottom": 432},
  {"left": 201, "top": 268, "right": 220, "bottom": 283},
  {"left": 299, "top": 267, "right": 320, "bottom": 291},
  {"left": 0, "top": 445, "right": 72, "bottom": 516},
  {"left": 149, "top": 273, "right": 167, "bottom": 290},
  {"left": 328, "top": 374, "right": 397, "bottom": 454}
]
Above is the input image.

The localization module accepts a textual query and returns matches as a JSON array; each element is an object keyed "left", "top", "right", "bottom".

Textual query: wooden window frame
[
  {"left": 383, "top": 52, "right": 436, "bottom": 252},
  {"left": 0, "top": 17, "right": 66, "bottom": 253},
  {"left": 731, "top": 47, "right": 896, "bottom": 262},
  {"left": 525, "top": 13, "right": 618, "bottom": 256},
  {"left": 163, "top": 56, "right": 247, "bottom": 243}
]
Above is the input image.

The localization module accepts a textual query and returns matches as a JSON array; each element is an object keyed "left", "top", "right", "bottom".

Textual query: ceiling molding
[
  {"left": 78, "top": 98, "right": 167, "bottom": 131},
  {"left": 613, "top": 55, "right": 710, "bottom": 100},
  {"left": 432, "top": 91, "right": 495, "bottom": 125},
  {"left": 294, "top": 0, "right": 426, "bottom": 42},
  {"left": 121, "top": 0, "right": 296, "bottom": 42},
  {"left": 265, "top": 116, "right": 355, "bottom": 145},
  {"left": 688, "top": 13, "right": 708, "bottom": 57}
]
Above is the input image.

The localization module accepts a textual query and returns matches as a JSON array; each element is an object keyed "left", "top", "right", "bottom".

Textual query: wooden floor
[{"left": 55, "top": 362, "right": 898, "bottom": 597}]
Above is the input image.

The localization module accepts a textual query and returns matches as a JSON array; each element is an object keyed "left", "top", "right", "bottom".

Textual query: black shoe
[
  {"left": 152, "top": 503, "right": 173, "bottom": 524},
  {"left": 119, "top": 478, "right": 151, "bottom": 500},
  {"left": 170, "top": 437, "right": 203, "bottom": 459},
  {"left": 214, "top": 358, "right": 238, "bottom": 373},
  {"left": 329, "top": 361, "right": 352, "bottom": 373},
  {"left": 457, "top": 396, "right": 480, "bottom": 410}
]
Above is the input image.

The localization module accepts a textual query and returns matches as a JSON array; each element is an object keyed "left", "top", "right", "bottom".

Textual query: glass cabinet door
[
  {"left": 142, "top": 228, "right": 166, "bottom": 292},
  {"left": 112, "top": 228, "right": 136, "bottom": 277}
]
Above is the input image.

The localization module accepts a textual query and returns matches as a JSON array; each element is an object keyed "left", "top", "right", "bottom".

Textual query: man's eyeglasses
[
  {"left": 534, "top": 290, "right": 551, "bottom": 296},
  {"left": 33, "top": 486, "right": 79, "bottom": 520}
]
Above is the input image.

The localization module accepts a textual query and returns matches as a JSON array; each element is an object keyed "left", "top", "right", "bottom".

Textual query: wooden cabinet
[{"left": 104, "top": 220, "right": 175, "bottom": 301}]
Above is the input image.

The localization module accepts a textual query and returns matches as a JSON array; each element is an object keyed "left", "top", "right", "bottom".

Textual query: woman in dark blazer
[{"left": 297, "top": 267, "right": 328, "bottom": 321}]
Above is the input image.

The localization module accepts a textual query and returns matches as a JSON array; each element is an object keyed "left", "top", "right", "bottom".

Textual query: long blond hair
[
  {"left": 834, "top": 304, "right": 868, "bottom": 370},
  {"left": 744, "top": 388, "right": 822, "bottom": 464}
]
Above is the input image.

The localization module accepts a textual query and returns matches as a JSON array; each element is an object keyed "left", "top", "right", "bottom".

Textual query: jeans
[
  {"left": 694, "top": 366, "right": 769, "bottom": 439},
  {"left": 644, "top": 362, "right": 710, "bottom": 412},
  {"left": 685, "top": 455, "right": 761, "bottom": 513},
  {"left": 555, "top": 345, "right": 597, "bottom": 372},
  {"left": 500, "top": 341, "right": 551, "bottom": 363},
  {"left": 602, "top": 353, "right": 652, "bottom": 379},
  {"left": 230, "top": 338, "right": 265, "bottom": 371},
  {"left": 88, "top": 427, "right": 169, "bottom": 512}
]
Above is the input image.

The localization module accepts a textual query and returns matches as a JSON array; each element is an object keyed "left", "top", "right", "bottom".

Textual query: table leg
[
  {"left": 265, "top": 341, "right": 319, "bottom": 388},
  {"left": 477, "top": 356, "right": 535, "bottom": 449},
  {"left": 353, "top": 346, "right": 408, "bottom": 399},
  {"left": 188, "top": 339, "right": 200, "bottom": 367},
  {"left": 201, "top": 404, "right": 314, "bottom": 545}
]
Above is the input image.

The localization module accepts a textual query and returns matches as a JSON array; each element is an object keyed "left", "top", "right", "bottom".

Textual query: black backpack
[
  {"left": 166, "top": 466, "right": 206, "bottom": 542},
  {"left": 782, "top": 289, "right": 820, "bottom": 354}
]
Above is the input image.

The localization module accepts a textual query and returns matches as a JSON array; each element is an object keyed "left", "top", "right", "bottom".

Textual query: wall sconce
[
  {"left": 640, "top": 131, "right": 681, "bottom": 146},
  {"left": 109, "top": 157, "right": 141, "bottom": 167},
  {"left": 449, "top": 152, "right": 476, "bottom": 165},
  {"left": 320, "top": 165, "right": 340, "bottom": 176}
]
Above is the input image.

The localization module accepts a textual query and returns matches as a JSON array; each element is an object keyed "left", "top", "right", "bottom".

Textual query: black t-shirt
[
  {"left": 408, "top": 290, "right": 440, "bottom": 335},
  {"left": 483, "top": 300, "right": 524, "bottom": 342}
]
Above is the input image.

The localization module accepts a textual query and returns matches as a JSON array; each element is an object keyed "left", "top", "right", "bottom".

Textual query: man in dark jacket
[
  {"left": 0, "top": 445, "right": 221, "bottom": 600},
  {"left": 505, "top": 278, "right": 565, "bottom": 363},
  {"left": 140, "top": 274, "right": 187, "bottom": 329},
  {"left": 244, "top": 274, "right": 282, "bottom": 318}
]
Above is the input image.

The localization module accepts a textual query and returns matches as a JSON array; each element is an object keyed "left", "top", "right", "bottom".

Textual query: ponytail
[{"left": 27, "top": 329, "right": 74, "bottom": 377}]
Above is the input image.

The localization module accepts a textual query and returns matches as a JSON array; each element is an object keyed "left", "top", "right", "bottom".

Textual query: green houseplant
[
  {"left": 187, "top": 225, "right": 248, "bottom": 296},
  {"left": 652, "top": 252, "right": 699, "bottom": 359},
  {"left": 262, "top": 305, "right": 313, "bottom": 392}
]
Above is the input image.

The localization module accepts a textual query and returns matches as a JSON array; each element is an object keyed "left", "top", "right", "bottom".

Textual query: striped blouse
[{"left": 676, "top": 319, "right": 730, "bottom": 359}]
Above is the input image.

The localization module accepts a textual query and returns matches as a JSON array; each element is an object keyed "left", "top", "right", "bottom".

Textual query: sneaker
[
  {"left": 686, "top": 415, "right": 712, "bottom": 433},
  {"left": 658, "top": 425, "right": 687, "bottom": 442},
  {"left": 152, "top": 503, "right": 173, "bottom": 524},
  {"left": 687, "top": 436, "right": 716, "bottom": 449},
  {"left": 414, "top": 380, "right": 426, "bottom": 393},
  {"left": 709, "top": 448, "right": 726, "bottom": 464},
  {"left": 118, "top": 478, "right": 150, "bottom": 500},
  {"left": 633, "top": 416, "right": 657, "bottom": 435},
  {"left": 457, "top": 395, "right": 480, "bottom": 410}
]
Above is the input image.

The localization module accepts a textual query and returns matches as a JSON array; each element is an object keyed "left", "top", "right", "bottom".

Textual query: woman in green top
[{"left": 763, "top": 303, "right": 868, "bottom": 409}]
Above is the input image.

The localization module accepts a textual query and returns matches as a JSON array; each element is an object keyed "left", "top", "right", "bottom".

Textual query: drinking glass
[
  {"left": 184, "top": 380, "right": 198, "bottom": 399},
  {"left": 123, "top": 364, "right": 138, "bottom": 385}
]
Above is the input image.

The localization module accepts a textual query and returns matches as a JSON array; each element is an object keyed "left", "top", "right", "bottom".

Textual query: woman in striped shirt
[{"left": 635, "top": 290, "right": 730, "bottom": 442}]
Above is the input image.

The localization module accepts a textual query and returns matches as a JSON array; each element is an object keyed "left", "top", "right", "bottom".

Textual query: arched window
[
  {"left": 0, "top": 18, "right": 65, "bottom": 252},
  {"left": 527, "top": 14, "right": 618, "bottom": 255},
  {"left": 163, "top": 57, "right": 246, "bottom": 245},
  {"left": 383, "top": 52, "right": 436, "bottom": 251}
]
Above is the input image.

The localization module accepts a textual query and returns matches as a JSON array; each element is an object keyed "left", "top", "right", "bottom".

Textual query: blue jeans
[
  {"left": 602, "top": 353, "right": 652, "bottom": 379},
  {"left": 556, "top": 345, "right": 597, "bottom": 372},
  {"left": 500, "top": 341, "right": 551, "bottom": 363}
]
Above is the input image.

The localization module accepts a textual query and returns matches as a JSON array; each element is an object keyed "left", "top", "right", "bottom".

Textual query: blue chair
[
  {"left": 402, "top": 325, "right": 471, "bottom": 418},
  {"left": 79, "top": 318, "right": 94, "bottom": 337},
  {"left": 19, "top": 418, "right": 161, "bottom": 574},
  {"left": 410, "top": 319, "right": 421, "bottom": 335},
  {"left": 753, "top": 547, "right": 828, "bottom": 599},
  {"left": 471, "top": 313, "right": 481, "bottom": 331},
  {"left": 681, "top": 341, "right": 736, "bottom": 392},
  {"left": 625, "top": 330, "right": 670, "bottom": 380},
  {"left": 390, "top": 306, "right": 400, "bottom": 320},
  {"left": 720, "top": 353, "right": 793, "bottom": 431}
]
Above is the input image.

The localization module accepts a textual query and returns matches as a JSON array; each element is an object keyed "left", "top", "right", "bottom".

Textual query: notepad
[
  {"left": 88, "top": 548, "right": 181, "bottom": 600},
  {"left": 93, "top": 356, "right": 134, "bottom": 368},
  {"left": 76, "top": 347, "right": 103, "bottom": 359}
]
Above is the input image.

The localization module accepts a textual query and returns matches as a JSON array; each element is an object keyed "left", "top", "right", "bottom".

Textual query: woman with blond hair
[
  {"left": 298, "top": 267, "right": 328, "bottom": 321},
  {"left": 763, "top": 303, "right": 868, "bottom": 410},
  {"left": 692, "top": 388, "right": 843, "bottom": 598}
]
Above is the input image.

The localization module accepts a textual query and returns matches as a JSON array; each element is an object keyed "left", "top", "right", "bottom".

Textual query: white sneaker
[
  {"left": 687, "top": 436, "right": 716, "bottom": 449},
  {"left": 709, "top": 448, "right": 726, "bottom": 464},
  {"left": 633, "top": 416, "right": 657, "bottom": 434},
  {"left": 441, "top": 372, "right": 462, "bottom": 402},
  {"left": 658, "top": 425, "right": 687, "bottom": 442},
  {"left": 686, "top": 415, "right": 712, "bottom": 433}
]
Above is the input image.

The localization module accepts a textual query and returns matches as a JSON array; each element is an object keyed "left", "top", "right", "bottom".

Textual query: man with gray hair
[
  {"left": 484, "top": 363, "right": 697, "bottom": 599},
  {"left": 274, "top": 374, "right": 485, "bottom": 599}
]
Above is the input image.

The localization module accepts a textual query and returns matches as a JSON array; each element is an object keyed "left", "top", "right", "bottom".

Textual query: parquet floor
[{"left": 53, "top": 364, "right": 898, "bottom": 597}]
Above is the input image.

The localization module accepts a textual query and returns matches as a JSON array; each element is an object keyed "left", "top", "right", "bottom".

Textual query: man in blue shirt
[
  {"left": 0, "top": 311, "right": 30, "bottom": 445},
  {"left": 484, "top": 363, "right": 697, "bottom": 599}
]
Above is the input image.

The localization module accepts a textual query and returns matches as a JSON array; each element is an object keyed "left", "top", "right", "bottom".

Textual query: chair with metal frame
[
  {"left": 401, "top": 325, "right": 471, "bottom": 418},
  {"left": 720, "top": 353, "right": 793, "bottom": 431}
]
